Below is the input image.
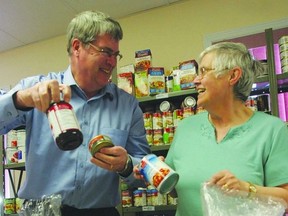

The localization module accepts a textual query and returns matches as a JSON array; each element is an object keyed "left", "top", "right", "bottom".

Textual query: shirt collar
[{"left": 62, "top": 66, "right": 114, "bottom": 99}]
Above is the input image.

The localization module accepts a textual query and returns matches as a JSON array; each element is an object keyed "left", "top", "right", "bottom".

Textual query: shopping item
[{"left": 139, "top": 154, "right": 179, "bottom": 194}]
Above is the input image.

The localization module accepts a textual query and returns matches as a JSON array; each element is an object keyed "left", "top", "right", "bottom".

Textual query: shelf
[
  {"left": 277, "top": 73, "right": 288, "bottom": 93},
  {"left": 137, "top": 89, "right": 197, "bottom": 103},
  {"left": 277, "top": 72, "right": 288, "bottom": 81},
  {"left": 150, "top": 145, "right": 171, "bottom": 152},
  {"left": 250, "top": 73, "right": 288, "bottom": 95},
  {"left": 122, "top": 205, "right": 177, "bottom": 213},
  {"left": 4, "top": 162, "right": 25, "bottom": 171}
]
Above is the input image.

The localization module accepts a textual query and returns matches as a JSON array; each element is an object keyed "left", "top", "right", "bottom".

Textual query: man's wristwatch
[
  {"left": 248, "top": 182, "right": 257, "bottom": 197},
  {"left": 117, "top": 155, "right": 132, "bottom": 177}
]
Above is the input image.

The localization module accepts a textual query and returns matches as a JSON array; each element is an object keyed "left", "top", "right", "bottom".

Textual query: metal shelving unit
[
  {"left": 121, "top": 28, "right": 288, "bottom": 216},
  {"left": 1, "top": 134, "right": 25, "bottom": 216},
  {"left": 265, "top": 28, "right": 279, "bottom": 117},
  {"left": 0, "top": 136, "right": 3, "bottom": 216},
  {"left": 120, "top": 90, "right": 197, "bottom": 216},
  {"left": 122, "top": 205, "right": 176, "bottom": 215},
  {"left": 137, "top": 88, "right": 197, "bottom": 103}
]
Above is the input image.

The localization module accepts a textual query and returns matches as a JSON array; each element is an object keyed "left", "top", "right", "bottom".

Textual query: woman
[{"left": 162, "top": 42, "right": 288, "bottom": 215}]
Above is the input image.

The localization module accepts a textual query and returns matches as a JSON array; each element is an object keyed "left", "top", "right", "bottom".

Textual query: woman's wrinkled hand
[{"left": 209, "top": 170, "right": 249, "bottom": 192}]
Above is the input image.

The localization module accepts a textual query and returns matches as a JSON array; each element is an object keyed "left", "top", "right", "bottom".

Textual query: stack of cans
[
  {"left": 279, "top": 36, "right": 288, "bottom": 73},
  {"left": 5, "top": 130, "right": 25, "bottom": 164}
]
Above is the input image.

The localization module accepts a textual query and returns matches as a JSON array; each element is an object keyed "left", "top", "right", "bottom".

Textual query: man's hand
[
  {"left": 14, "top": 80, "right": 71, "bottom": 112},
  {"left": 90, "top": 146, "right": 128, "bottom": 173}
]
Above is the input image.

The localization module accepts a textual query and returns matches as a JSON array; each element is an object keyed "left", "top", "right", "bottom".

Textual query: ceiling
[{"left": 0, "top": 0, "right": 181, "bottom": 53}]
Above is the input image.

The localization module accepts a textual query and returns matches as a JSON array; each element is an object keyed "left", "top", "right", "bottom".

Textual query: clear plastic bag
[
  {"left": 201, "top": 182, "right": 287, "bottom": 216},
  {"left": 18, "top": 194, "right": 62, "bottom": 216}
]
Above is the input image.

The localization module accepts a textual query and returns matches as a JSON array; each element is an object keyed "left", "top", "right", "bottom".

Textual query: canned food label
[
  {"left": 122, "top": 190, "right": 132, "bottom": 207},
  {"left": 162, "top": 111, "right": 174, "bottom": 128},
  {"left": 143, "top": 112, "right": 153, "bottom": 130},
  {"left": 140, "top": 154, "right": 179, "bottom": 194},
  {"left": 133, "top": 189, "right": 147, "bottom": 206},
  {"left": 4, "top": 198, "right": 16, "bottom": 214},
  {"left": 47, "top": 102, "right": 81, "bottom": 139},
  {"left": 88, "top": 135, "right": 114, "bottom": 156},
  {"left": 6, "top": 148, "right": 20, "bottom": 164},
  {"left": 145, "top": 129, "right": 153, "bottom": 145},
  {"left": 153, "top": 113, "right": 163, "bottom": 129},
  {"left": 153, "top": 129, "right": 163, "bottom": 145}
]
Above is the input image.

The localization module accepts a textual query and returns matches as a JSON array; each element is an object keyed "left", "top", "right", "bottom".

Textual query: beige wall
[{"left": 0, "top": 0, "right": 288, "bottom": 88}]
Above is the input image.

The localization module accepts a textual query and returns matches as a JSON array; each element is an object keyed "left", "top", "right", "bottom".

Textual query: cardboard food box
[
  {"left": 134, "top": 70, "right": 149, "bottom": 98},
  {"left": 148, "top": 67, "right": 165, "bottom": 95},
  {"left": 135, "top": 49, "right": 152, "bottom": 72},
  {"left": 118, "top": 64, "right": 135, "bottom": 95},
  {"left": 134, "top": 49, "right": 152, "bottom": 98},
  {"left": 179, "top": 60, "right": 198, "bottom": 90}
]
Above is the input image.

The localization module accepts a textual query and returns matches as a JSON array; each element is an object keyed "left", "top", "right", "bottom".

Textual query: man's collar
[{"left": 62, "top": 66, "right": 114, "bottom": 99}]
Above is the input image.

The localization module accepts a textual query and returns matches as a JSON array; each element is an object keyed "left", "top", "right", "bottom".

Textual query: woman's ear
[{"left": 229, "top": 67, "right": 242, "bottom": 85}]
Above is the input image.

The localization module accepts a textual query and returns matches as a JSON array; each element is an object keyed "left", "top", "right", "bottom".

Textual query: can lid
[
  {"left": 160, "top": 101, "right": 171, "bottom": 112},
  {"left": 158, "top": 172, "right": 179, "bottom": 194},
  {"left": 89, "top": 135, "right": 114, "bottom": 156},
  {"left": 89, "top": 140, "right": 114, "bottom": 156},
  {"left": 183, "top": 96, "right": 196, "bottom": 108}
]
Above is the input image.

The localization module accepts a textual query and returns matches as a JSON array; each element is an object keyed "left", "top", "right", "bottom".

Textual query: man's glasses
[{"left": 89, "top": 43, "right": 123, "bottom": 61}]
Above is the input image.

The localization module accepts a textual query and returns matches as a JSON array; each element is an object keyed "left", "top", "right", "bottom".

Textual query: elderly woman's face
[{"left": 194, "top": 52, "right": 230, "bottom": 110}]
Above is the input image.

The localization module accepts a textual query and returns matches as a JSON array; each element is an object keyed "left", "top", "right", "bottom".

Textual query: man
[{"left": 0, "top": 10, "right": 150, "bottom": 216}]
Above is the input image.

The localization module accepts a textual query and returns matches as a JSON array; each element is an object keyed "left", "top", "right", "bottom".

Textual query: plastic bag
[
  {"left": 201, "top": 182, "right": 287, "bottom": 216},
  {"left": 18, "top": 194, "right": 62, "bottom": 216}
]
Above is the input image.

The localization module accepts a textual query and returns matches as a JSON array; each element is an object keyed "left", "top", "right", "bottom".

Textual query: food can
[
  {"left": 4, "top": 198, "right": 16, "bottom": 214},
  {"left": 146, "top": 185, "right": 154, "bottom": 206},
  {"left": 153, "top": 129, "right": 163, "bottom": 146},
  {"left": 282, "top": 64, "right": 288, "bottom": 73},
  {"left": 181, "top": 96, "right": 196, "bottom": 109},
  {"left": 173, "top": 109, "right": 183, "bottom": 128},
  {"left": 140, "top": 154, "right": 179, "bottom": 194},
  {"left": 7, "top": 130, "right": 18, "bottom": 148},
  {"left": 162, "top": 111, "right": 174, "bottom": 128},
  {"left": 163, "top": 127, "right": 174, "bottom": 145},
  {"left": 280, "top": 50, "right": 288, "bottom": 60},
  {"left": 281, "top": 57, "right": 288, "bottom": 67},
  {"left": 88, "top": 135, "right": 114, "bottom": 156},
  {"left": 153, "top": 112, "right": 163, "bottom": 129},
  {"left": 150, "top": 188, "right": 167, "bottom": 205},
  {"left": 165, "top": 76, "right": 174, "bottom": 93},
  {"left": 159, "top": 101, "right": 175, "bottom": 112},
  {"left": 133, "top": 188, "right": 147, "bottom": 207},
  {"left": 279, "top": 43, "right": 288, "bottom": 52},
  {"left": 16, "top": 129, "right": 26, "bottom": 146},
  {"left": 143, "top": 112, "right": 153, "bottom": 130},
  {"left": 15, "top": 198, "right": 24, "bottom": 213},
  {"left": 6, "top": 147, "right": 21, "bottom": 164},
  {"left": 183, "top": 107, "right": 194, "bottom": 118},
  {"left": 145, "top": 129, "right": 153, "bottom": 146},
  {"left": 121, "top": 190, "right": 132, "bottom": 207},
  {"left": 279, "top": 36, "right": 288, "bottom": 45},
  {"left": 167, "top": 194, "right": 178, "bottom": 205}
]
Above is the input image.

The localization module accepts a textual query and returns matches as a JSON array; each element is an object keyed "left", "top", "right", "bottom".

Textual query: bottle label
[{"left": 47, "top": 102, "right": 80, "bottom": 139}]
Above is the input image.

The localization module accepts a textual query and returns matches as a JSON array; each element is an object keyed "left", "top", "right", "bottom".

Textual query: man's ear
[
  {"left": 229, "top": 67, "right": 242, "bottom": 85},
  {"left": 72, "top": 39, "right": 81, "bottom": 56}
]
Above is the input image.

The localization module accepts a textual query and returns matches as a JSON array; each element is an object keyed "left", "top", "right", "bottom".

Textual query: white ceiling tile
[{"left": 0, "top": 0, "right": 182, "bottom": 53}]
